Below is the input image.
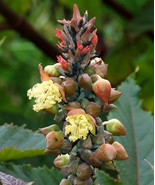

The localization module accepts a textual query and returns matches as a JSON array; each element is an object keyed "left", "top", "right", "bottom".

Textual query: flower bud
[
  {"left": 54, "top": 154, "right": 69, "bottom": 168},
  {"left": 109, "top": 88, "right": 122, "bottom": 103},
  {"left": 97, "top": 144, "right": 117, "bottom": 162},
  {"left": 92, "top": 74, "right": 111, "bottom": 106},
  {"left": 80, "top": 135, "right": 92, "bottom": 149},
  {"left": 79, "top": 149, "right": 92, "bottom": 163},
  {"left": 103, "top": 104, "right": 117, "bottom": 112},
  {"left": 78, "top": 73, "right": 92, "bottom": 89},
  {"left": 61, "top": 166, "right": 71, "bottom": 177},
  {"left": 68, "top": 159, "right": 80, "bottom": 174},
  {"left": 91, "top": 132, "right": 105, "bottom": 145},
  {"left": 86, "top": 102, "right": 102, "bottom": 117},
  {"left": 50, "top": 77, "right": 62, "bottom": 84},
  {"left": 102, "top": 161, "right": 116, "bottom": 170},
  {"left": 89, "top": 152, "right": 103, "bottom": 167},
  {"left": 74, "top": 177, "right": 93, "bottom": 185},
  {"left": 103, "top": 119, "right": 126, "bottom": 136},
  {"left": 54, "top": 108, "right": 67, "bottom": 123},
  {"left": 46, "top": 131, "right": 64, "bottom": 150},
  {"left": 44, "top": 148, "right": 60, "bottom": 155},
  {"left": 80, "top": 98, "right": 89, "bottom": 110},
  {"left": 68, "top": 174, "right": 76, "bottom": 184},
  {"left": 45, "top": 103, "right": 60, "bottom": 114},
  {"left": 60, "top": 139, "right": 72, "bottom": 153},
  {"left": 62, "top": 78, "right": 76, "bottom": 97},
  {"left": 112, "top": 142, "right": 129, "bottom": 160},
  {"left": 60, "top": 179, "right": 71, "bottom": 185},
  {"left": 44, "top": 64, "right": 60, "bottom": 77},
  {"left": 77, "top": 163, "right": 92, "bottom": 180},
  {"left": 67, "top": 101, "right": 80, "bottom": 108},
  {"left": 39, "top": 124, "right": 59, "bottom": 136},
  {"left": 38, "top": 63, "right": 51, "bottom": 82}
]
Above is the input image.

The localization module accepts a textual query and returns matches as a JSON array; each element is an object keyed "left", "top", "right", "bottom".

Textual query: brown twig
[{"left": 0, "top": 0, "right": 59, "bottom": 60}]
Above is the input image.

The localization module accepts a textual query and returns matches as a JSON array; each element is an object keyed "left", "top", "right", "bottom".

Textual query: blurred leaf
[
  {"left": 108, "top": 76, "right": 154, "bottom": 185},
  {"left": 96, "top": 170, "right": 121, "bottom": 185},
  {"left": 128, "top": 2, "right": 153, "bottom": 34},
  {"left": 0, "top": 171, "right": 32, "bottom": 185},
  {"left": 0, "top": 163, "right": 63, "bottom": 185},
  {"left": 0, "top": 37, "right": 5, "bottom": 47},
  {"left": 0, "top": 124, "right": 46, "bottom": 161}
]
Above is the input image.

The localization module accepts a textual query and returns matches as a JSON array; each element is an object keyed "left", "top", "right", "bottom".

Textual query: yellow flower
[
  {"left": 27, "top": 80, "right": 62, "bottom": 112},
  {"left": 65, "top": 114, "right": 95, "bottom": 142}
]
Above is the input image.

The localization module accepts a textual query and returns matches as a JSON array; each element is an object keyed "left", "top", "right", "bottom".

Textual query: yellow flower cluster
[
  {"left": 65, "top": 114, "right": 94, "bottom": 142},
  {"left": 27, "top": 80, "right": 62, "bottom": 112}
]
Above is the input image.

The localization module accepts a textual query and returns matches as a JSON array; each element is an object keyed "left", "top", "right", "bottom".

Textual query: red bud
[{"left": 92, "top": 74, "right": 111, "bottom": 106}]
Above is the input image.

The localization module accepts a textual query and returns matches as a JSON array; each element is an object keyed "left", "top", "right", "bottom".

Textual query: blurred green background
[{"left": 0, "top": 0, "right": 153, "bottom": 133}]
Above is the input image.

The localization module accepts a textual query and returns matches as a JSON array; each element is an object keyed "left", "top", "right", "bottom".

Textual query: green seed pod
[
  {"left": 54, "top": 154, "right": 69, "bottom": 168},
  {"left": 78, "top": 73, "right": 92, "bottom": 89},
  {"left": 97, "top": 144, "right": 117, "bottom": 162},
  {"left": 86, "top": 102, "right": 102, "bottom": 117},
  {"left": 59, "top": 179, "right": 72, "bottom": 185},
  {"left": 112, "top": 142, "right": 129, "bottom": 160},
  {"left": 77, "top": 163, "right": 92, "bottom": 180},
  {"left": 39, "top": 124, "right": 59, "bottom": 136}
]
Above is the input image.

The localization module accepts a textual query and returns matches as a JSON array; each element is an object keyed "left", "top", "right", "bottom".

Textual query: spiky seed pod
[
  {"left": 54, "top": 154, "right": 69, "bottom": 168},
  {"left": 97, "top": 144, "right": 117, "bottom": 162},
  {"left": 78, "top": 73, "right": 92, "bottom": 89},
  {"left": 59, "top": 179, "right": 72, "bottom": 185},
  {"left": 112, "top": 142, "right": 129, "bottom": 160},
  {"left": 86, "top": 102, "right": 102, "bottom": 117},
  {"left": 109, "top": 88, "right": 123, "bottom": 103},
  {"left": 39, "top": 124, "right": 59, "bottom": 136},
  {"left": 46, "top": 131, "right": 64, "bottom": 150},
  {"left": 92, "top": 74, "right": 111, "bottom": 106},
  {"left": 103, "top": 119, "right": 126, "bottom": 136},
  {"left": 77, "top": 163, "right": 92, "bottom": 180}
]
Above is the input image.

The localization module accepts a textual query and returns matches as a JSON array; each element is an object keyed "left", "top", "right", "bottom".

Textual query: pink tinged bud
[
  {"left": 50, "top": 77, "right": 62, "bottom": 84},
  {"left": 103, "top": 104, "right": 117, "bottom": 112},
  {"left": 54, "top": 154, "right": 69, "bottom": 168},
  {"left": 92, "top": 74, "right": 111, "bottom": 106},
  {"left": 97, "top": 144, "right": 117, "bottom": 162},
  {"left": 60, "top": 179, "right": 72, "bottom": 185},
  {"left": 112, "top": 142, "right": 129, "bottom": 160},
  {"left": 103, "top": 119, "right": 126, "bottom": 136},
  {"left": 46, "top": 131, "right": 64, "bottom": 150},
  {"left": 86, "top": 102, "right": 102, "bottom": 117},
  {"left": 44, "top": 149, "right": 60, "bottom": 155},
  {"left": 68, "top": 159, "right": 80, "bottom": 174},
  {"left": 67, "top": 101, "right": 80, "bottom": 109},
  {"left": 109, "top": 88, "right": 122, "bottom": 103},
  {"left": 38, "top": 64, "right": 51, "bottom": 82},
  {"left": 68, "top": 174, "right": 76, "bottom": 184},
  {"left": 79, "top": 149, "right": 92, "bottom": 163},
  {"left": 73, "top": 4, "right": 82, "bottom": 23},
  {"left": 44, "top": 64, "right": 60, "bottom": 77},
  {"left": 74, "top": 177, "right": 93, "bottom": 185},
  {"left": 89, "top": 152, "right": 103, "bottom": 167},
  {"left": 80, "top": 135, "right": 92, "bottom": 149},
  {"left": 67, "top": 108, "right": 86, "bottom": 116},
  {"left": 78, "top": 73, "right": 92, "bottom": 89},
  {"left": 77, "top": 163, "right": 92, "bottom": 180},
  {"left": 39, "top": 124, "right": 59, "bottom": 136},
  {"left": 62, "top": 78, "right": 76, "bottom": 97},
  {"left": 61, "top": 166, "right": 71, "bottom": 177}
]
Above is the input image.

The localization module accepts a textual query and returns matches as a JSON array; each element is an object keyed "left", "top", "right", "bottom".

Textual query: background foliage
[{"left": 0, "top": 0, "right": 153, "bottom": 184}]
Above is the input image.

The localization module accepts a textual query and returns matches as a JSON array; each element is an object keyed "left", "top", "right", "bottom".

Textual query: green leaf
[
  {"left": 108, "top": 76, "right": 154, "bottom": 185},
  {"left": 0, "top": 124, "right": 46, "bottom": 161},
  {"left": 0, "top": 163, "right": 63, "bottom": 185},
  {"left": 96, "top": 170, "right": 121, "bottom": 185}
]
